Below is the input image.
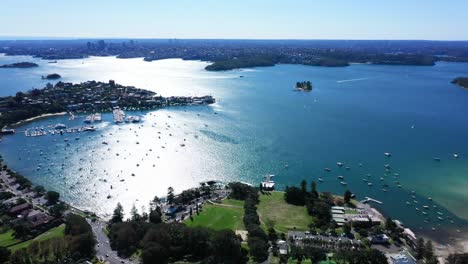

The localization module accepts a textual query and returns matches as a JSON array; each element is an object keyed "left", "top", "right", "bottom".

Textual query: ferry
[{"left": 1, "top": 128, "right": 15, "bottom": 134}]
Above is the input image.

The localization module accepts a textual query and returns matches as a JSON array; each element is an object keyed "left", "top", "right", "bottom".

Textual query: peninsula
[
  {"left": 0, "top": 80, "right": 215, "bottom": 129},
  {"left": 41, "top": 73, "right": 61, "bottom": 80},
  {"left": 0, "top": 62, "right": 38, "bottom": 68},
  {"left": 451, "top": 77, "right": 468, "bottom": 88}
]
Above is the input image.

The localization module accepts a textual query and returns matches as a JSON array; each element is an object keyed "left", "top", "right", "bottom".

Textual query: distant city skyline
[{"left": 1, "top": 0, "right": 467, "bottom": 40}]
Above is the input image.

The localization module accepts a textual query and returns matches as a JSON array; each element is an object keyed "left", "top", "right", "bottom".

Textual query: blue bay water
[{"left": 0, "top": 54, "right": 467, "bottom": 242}]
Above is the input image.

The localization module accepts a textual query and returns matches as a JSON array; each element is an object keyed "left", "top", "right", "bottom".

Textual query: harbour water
[{"left": 1, "top": 54, "right": 467, "bottom": 242}]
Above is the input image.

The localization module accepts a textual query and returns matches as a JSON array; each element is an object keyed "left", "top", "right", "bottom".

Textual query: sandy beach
[{"left": 10, "top": 112, "right": 68, "bottom": 127}]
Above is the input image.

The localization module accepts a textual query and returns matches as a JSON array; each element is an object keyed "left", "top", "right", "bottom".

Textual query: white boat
[
  {"left": 336, "top": 162, "right": 343, "bottom": 167},
  {"left": 55, "top": 123, "right": 67, "bottom": 129},
  {"left": 384, "top": 152, "right": 392, "bottom": 157},
  {"left": 340, "top": 181, "right": 347, "bottom": 185},
  {"left": 82, "top": 126, "right": 96, "bottom": 132},
  {"left": 113, "top": 107, "right": 125, "bottom": 123},
  {"left": 93, "top": 113, "right": 102, "bottom": 122},
  {"left": 337, "top": 176, "right": 344, "bottom": 179},
  {"left": 318, "top": 178, "right": 324, "bottom": 182}
]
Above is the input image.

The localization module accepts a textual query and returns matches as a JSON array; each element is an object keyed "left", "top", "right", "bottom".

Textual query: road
[{"left": 88, "top": 219, "right": 138, "bottom": 264}]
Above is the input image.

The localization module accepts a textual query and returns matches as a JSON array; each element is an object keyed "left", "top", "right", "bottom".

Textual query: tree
[
  {"left": 45, "top": 191, "right": 60, "bottom": 204},
  {"left": 111, "top": 203, "right": 124, "bottom": 224},
  {"left": 284, "top": 186, "right": 306, "bottom": 205},
  {"left": 248, "top": 236, "right": 269, "bottom": 262},
  {"left": 33, "top": 185, "right": 45, "bottom": 195},
  {"left": 149, "top": 209, "right": 162, "bottom": 224},
  {"left": 416, "top": 238, "right": 426, "bottom": 260},
  {"left": 167, "top": 187, "right": 175, "bottom": 204},
  {"left": 344, "top": 190, "right": 352, "bottom": 204},
  {"left": 342, "top": 222, "right": 351, "bottom": 235},
  {"left": 49, "top": 202, "right": 67, "bottom": 218},
  {"left": 150, "top": 196, "right": 160, "bottom": 210},
  {"left": 142, "top": 242, "right": 167, "bottom": 264},
  {"left": 130, "top": 204, "right": 141, "bottom": 222},
  {"left": 447, "top": 253, "right": 468, "bottom": 264},
  {"left": 300, "top": 179, "right": 307, "bottom": 194},
  {"left": 310, "top": 181, "right": 318, "bottom": 199},
  {"left": 0, "top": 246, "right": 11, "bottom": 263},
  {"left": 425, "top": 240, "right": 435, "bottom": 260},
  {"left": 385, "top": 217, "right": 397, "bottom": 233}
]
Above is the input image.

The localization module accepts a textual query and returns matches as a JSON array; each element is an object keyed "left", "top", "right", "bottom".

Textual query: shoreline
[{"left": 9, "top": 112, "right": 68, "bottom": 127}]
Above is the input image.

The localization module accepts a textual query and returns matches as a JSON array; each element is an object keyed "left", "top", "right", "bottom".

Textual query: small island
[
  {"left": 295, "top": 81, "right": 313, "bottom": 91},
  {"left": 0, "top": 62, "right": 39, "bottom": 68},
  {"left": 451, "top": 77, "right": 468, "bottom": 89},
  {"left": 42, "top": 73, "right": 61, "bottom": 80}
]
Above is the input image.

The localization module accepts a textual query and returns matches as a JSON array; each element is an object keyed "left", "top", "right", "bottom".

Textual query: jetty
[{"left": 361, "top": 196, "right": 383, "bottom": 204}]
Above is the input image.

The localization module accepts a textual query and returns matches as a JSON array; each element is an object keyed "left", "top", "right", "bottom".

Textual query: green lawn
[
  {"left": 0, "top": 229, "right": 21, "bottom": 247},
  {"left": 258, "top": 191, "right": 313, "bottom": 233},
  {"left": 8, "top": 224, "right": 65, "bottom": 251},
  {"left": 185, "top": 201, "right": 245, "bottom": 231},
  {"left": 222, "top": 198, "right": 245, "bottom": 207}
]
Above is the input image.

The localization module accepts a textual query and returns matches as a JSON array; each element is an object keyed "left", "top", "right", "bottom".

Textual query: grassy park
[
  {"left": 8, "top": 224, "right": 65, "bottom": 251},
  {"left": 185, "top": 192, "right": 312, "bottom": 234},
  {"left": 258, "top": 191, "right": 312, "bottom": 233},
  {"left": 185, "top": 199, "right": 245, "bottom": 230}
]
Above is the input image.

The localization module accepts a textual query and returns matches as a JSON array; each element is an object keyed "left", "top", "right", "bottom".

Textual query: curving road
[{"left": 88, "top": 219, "right": 138, "bottom": 264}]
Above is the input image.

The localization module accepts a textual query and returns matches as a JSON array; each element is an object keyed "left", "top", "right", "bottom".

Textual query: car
[{"left": 106, "top": 254, "right": 109, "bottom": 258}]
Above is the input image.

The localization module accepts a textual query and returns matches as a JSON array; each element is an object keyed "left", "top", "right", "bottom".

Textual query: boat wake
[{"left": 336, "top": 77, "right": 371, "bottom": 83}]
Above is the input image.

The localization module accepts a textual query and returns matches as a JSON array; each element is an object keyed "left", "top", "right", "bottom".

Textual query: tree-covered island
[
  {"left": 451, "top": 77, "right": 468, "bottom": 88},
  {"left": 41, "top": 73, "right": 61, "bottom": 80},
  {"left": 0, "top": 62, "right": 39, "bottom": 68},
  {"left": 295, "top": 81, "right": 313, "bottom": 91}
]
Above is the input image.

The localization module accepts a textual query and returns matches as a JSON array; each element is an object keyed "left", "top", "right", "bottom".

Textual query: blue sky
[{"left": 1, "top": 0, "right": 467, "bottom": 40}]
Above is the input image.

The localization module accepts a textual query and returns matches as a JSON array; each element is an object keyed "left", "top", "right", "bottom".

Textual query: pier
[{"left": 361, "top": 196, "right": 383, "bottom": 204}]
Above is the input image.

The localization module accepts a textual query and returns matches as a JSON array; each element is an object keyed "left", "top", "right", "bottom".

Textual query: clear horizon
[{"left": 1, "top": 0, "right": 467, "bottom": 41}]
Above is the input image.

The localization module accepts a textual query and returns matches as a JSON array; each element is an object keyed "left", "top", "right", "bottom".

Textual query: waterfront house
[
  {"left": 370, "top": 234, "right": 390, "bottom": 244},
  {"left": 9, "top": 202, "right": 32, "bottom": 216}
]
